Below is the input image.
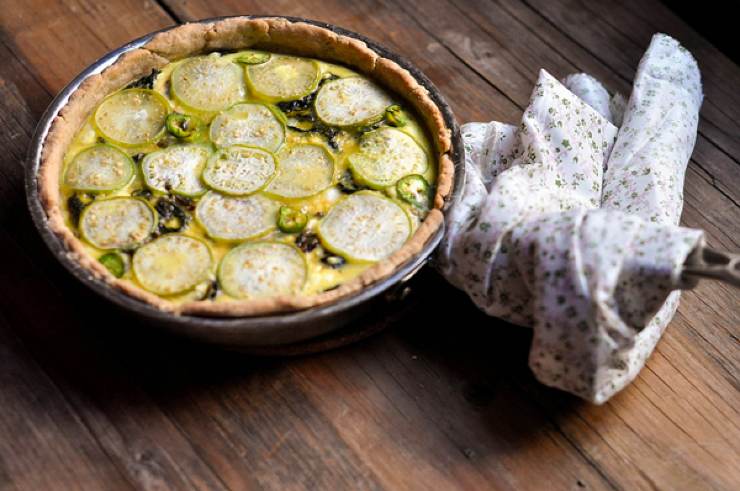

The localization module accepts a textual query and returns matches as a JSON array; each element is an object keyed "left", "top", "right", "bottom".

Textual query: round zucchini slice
[
  {"left": 264, "top": 144, "right": 334, "bottom": 199},
  {"left": 315, "top": 77, "right": 394, "bottom": 127},
  {"left": 132, "top": 235, "right": 212, "bottom": 295},
  {"left": 246, "top": 55, "right": 320, "bottom": 102},
  {"left": 202, "top": 145, "right": 277, "bottom": 196},
  {"left": 171, "top": 56, "right": 246, "bottom": 112},
  {"left": 218, "top": 241, "right": 307, "bottom": 299},
  {"left": 93, "top": 89, "right": 169, "bottom": 146},
  {"left": 141, "top": 144, "right": 210, "bottom": 197},
  {"left": 64, "top": 144, "right": 134, "bottom": 192},
  {"left": 195, "top": 191, "right": 280, "bottom": 241},
  {"left": 318, "top": 191, "right": 411, "bottom": 262},
  {"left": 347, "top": 127, "right": 429, "bottom": 189},
  {"left": 209, "top": 103, "right": 285, "bottom": 152},
  {"left": 80, "top": 197, "right": 156, "bottom": 250}
]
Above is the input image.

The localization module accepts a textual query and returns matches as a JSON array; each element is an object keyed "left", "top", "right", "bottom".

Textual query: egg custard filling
[{"left": 59, "top": 50, "right": 438, "bottom": 306}]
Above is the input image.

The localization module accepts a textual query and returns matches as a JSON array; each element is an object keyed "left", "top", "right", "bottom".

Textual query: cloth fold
[{"left": 438, "top": 34, "right": 703, "bottom": 403}]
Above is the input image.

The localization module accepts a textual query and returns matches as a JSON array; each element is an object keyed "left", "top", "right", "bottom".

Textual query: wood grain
[{"left": 0, "top": 0, "right": 738, "bottom": 490}]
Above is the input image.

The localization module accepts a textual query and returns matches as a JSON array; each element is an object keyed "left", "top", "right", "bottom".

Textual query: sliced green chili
[
  {"left": 396, "top": 174, "right": 431, "bottom": 209},
  {"left": 277, "top": 206, "right": 308, "bottom": 233},
  {"left": 166, "top": 113, "right": 196, "bottom": 139},
  {"left": 99, "top": 252, "right": 125, "bottom": 278},
  {"left": 385, "top": 104, "right": 407, "bottom": 127},
  {"left": 235, "top": 52, "right": 271, "bottom": 65}
]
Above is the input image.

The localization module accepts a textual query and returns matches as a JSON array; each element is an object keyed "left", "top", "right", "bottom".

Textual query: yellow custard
[{"left": 60, "top": 50, "right": 437, "bottom": 304}]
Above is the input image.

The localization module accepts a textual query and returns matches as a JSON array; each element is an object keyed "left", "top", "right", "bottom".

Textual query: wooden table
[{"left": 1, "top": 1, "right": 738, "bottom": 489}]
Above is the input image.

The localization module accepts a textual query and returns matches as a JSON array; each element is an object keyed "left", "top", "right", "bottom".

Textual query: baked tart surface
[{"left": 39, "top": 18, "right": 453, "bottom": 316}]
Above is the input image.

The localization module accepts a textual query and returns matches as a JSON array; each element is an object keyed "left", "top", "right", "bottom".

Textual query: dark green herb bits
[
  {"left": 99, "top": 252, "right": 126, "bottom": 278},
  {"left": 234, "top": 52, "right": 271, "bottom": 65},
  {"left": 155, "top": 197, "right": 189, "bottom": 234},
  {"left": 166, "top": 113, "right": 196, "bottom": 139},
  {"left": 385, "top": 105, "right": 407, "bottom": 127},
  {"left": 201, "top": 280, "right": 220, "bottom": 300},
  {"left": 68, "top": 193, "right": 95, "bottom": 226},
  {"left": 337, "top": 170, "right": 363, "bottom": 194},
  {"left": 396, "top": 174, "right": 431, "bottom": 209},
  {"left": 131, "top": 188, "right": 153, "bottom": 200},
  {"left": 295, "top": 231, "right": 320, "bottom": 252},
  {"left": 125, "top": 69, "right": 161, "bottom": 90},
  {"left": 278, "top": 206, "right": 308, "bottom": 233}
]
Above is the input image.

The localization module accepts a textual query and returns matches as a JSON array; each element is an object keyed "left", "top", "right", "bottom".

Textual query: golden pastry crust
[{"left": 38, "top": 17, "right": 455, "bottom": 316}]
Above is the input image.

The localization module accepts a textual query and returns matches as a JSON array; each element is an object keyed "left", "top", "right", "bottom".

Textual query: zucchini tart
[{"left": 39, "top": 18, "right": 453, "bottom": 316}]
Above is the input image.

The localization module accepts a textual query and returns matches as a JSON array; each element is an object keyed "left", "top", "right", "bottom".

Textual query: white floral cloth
[{"left": 438, "top": 34, "right": 704, "bottom": 403}]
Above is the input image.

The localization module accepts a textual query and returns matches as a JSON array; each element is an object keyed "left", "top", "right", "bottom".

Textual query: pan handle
[{"left": 679, "top": 239, "right": 740, "bottom": 289}]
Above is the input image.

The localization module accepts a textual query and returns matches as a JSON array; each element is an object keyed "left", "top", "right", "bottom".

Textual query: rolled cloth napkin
[{"left": 438, "top": 34, "right": 704, "bottom": 403}]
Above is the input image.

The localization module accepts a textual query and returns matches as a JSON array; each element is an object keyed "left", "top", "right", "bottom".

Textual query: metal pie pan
[{"left": 25, "top": 15, "right": 465, "bottom": 349}]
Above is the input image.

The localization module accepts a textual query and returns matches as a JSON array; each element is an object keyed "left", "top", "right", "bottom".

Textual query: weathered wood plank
[
  {"left": 0, "top": 2, "right": 245, "bottom": 490},
  {"left": 523, "top": 0, "right": 740, "bottom": 164},
  {"left": 0, "top": 314, "right": 134, "bottom": 491}
]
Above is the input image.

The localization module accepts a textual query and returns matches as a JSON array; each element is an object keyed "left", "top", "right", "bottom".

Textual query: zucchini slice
[
  {"left": 80, "top": 197, "right": 156, "bottom": 250},
  {"left": 64, "top": 144, "right": 134, "bottom": 192},
  {"left": 93, "top": 89, "right": 169, "bottom": 146},
  {"left": 264, "top": 143, "right": 334, "bottom": 199},
  {"left": 195, "top": 191, "right": 280, "bottom": 241},
  {"left": 315, "top": 77, "right": 394, "bottom": 127},
  {"left": 202, "top": 145, "right": 277, "bottom": 196},
  {"left": 246, "top": 55, "right": 320, "bottom": 102},
  {"left": 142, "top": 144, "right": 210, "bottom": 197},
  {"left": 209, "top": 103, "right": 285, "bottom": 152},
  {"left": 132, "top": 234, "right": 212, "bottom": 295},
  {"left": 171, "top": 55, "right": 246, "bottom": 113},
  {"left": 218, "top": 241, "right": 307, "bottom": 299},
  {"left": 318, "top": 191, "right": 411, "bottom": 262},
  {"left": 347, "top": 127, "right": 428, "bottom": 189}
]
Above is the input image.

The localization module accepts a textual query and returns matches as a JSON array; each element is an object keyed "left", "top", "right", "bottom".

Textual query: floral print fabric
[{"left": 439, "top": 34, "right": 703, "bottom": 403}]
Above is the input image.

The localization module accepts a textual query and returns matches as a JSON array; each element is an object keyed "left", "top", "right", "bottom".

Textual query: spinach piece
[
  {"left": 154, "top": 197, "right": 189, "bottom": 234},
  {"left": 126, "top": 69, "right": 161, "bottom": 90}
]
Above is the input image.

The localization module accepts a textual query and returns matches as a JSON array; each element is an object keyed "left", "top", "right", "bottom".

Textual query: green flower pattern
[{"left": 438, "top": 34, "right": 704, "bottom": 403}]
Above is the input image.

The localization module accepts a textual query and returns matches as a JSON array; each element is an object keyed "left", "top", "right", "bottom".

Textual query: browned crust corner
[{"left": 37, "top": 18, "right": 455, "bottom": 318}]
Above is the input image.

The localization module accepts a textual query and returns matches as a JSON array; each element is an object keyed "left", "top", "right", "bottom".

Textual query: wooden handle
[{"left": 679, "top": 240, "right": 740, "bottom": 289}]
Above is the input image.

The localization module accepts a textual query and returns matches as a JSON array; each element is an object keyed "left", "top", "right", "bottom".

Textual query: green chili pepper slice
[
  {"left": 99, "top": 252, "right": 126, "bottom": 278},
  {"left": 166, "top": 113, "right": 196, "bottom": 139},
  {"left": 277, "top": 206, "right": 308, "bottom": 233},
  {"left": 235, "top": 52, "right": 271, "bottom": 65},
  {"left": 396, "top": 174, "right": 431, "bottom": 209},
  {"left": 385, "top": 104, "right": 407, "bottom": 127}
]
